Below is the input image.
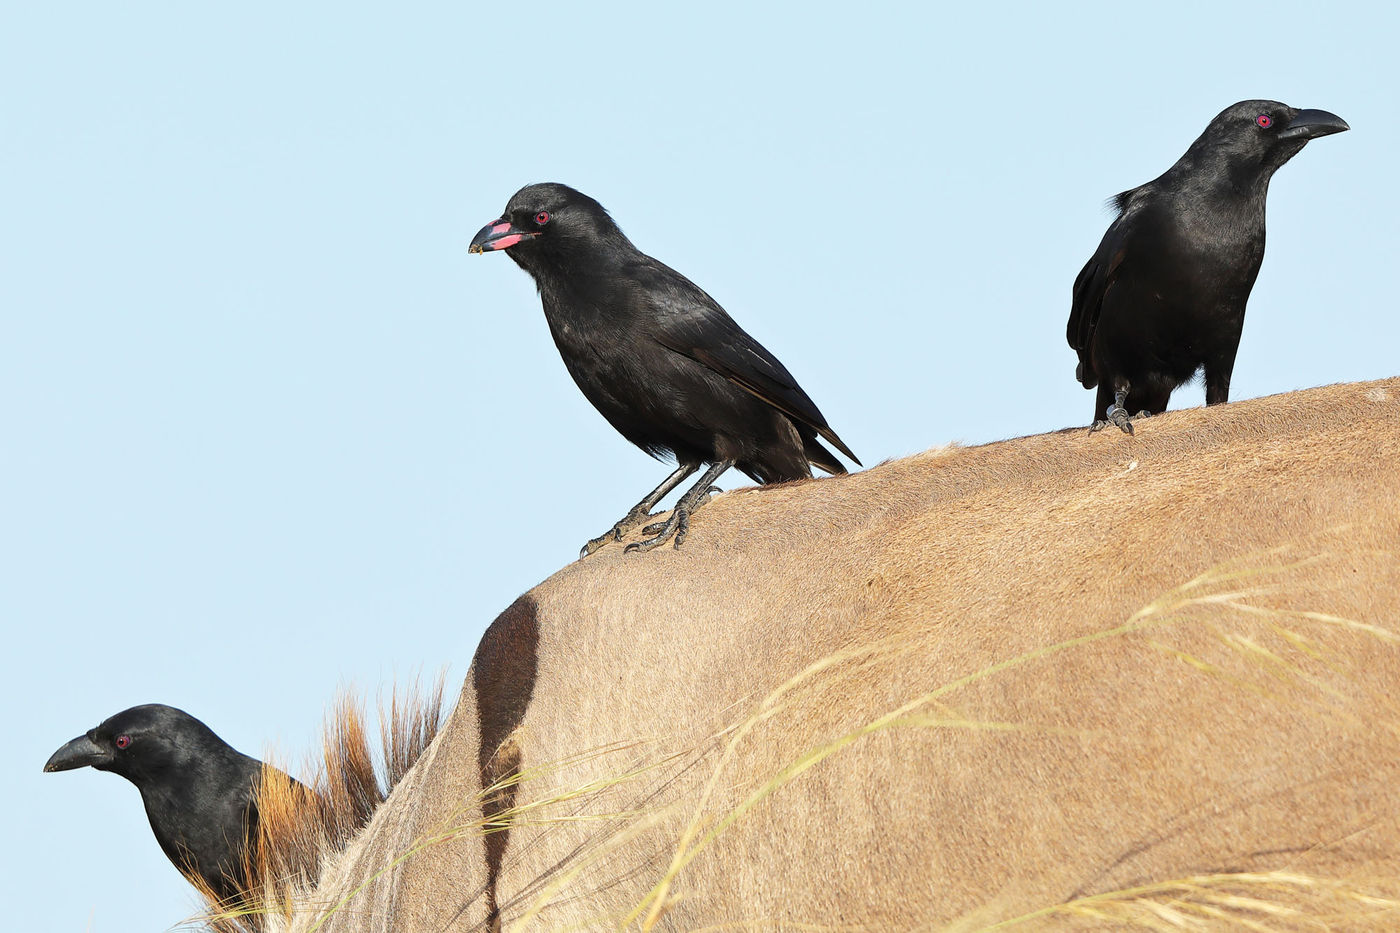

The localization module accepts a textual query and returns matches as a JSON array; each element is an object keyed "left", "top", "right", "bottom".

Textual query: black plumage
[
  {"left": 1067, "top": 100, "right": 1348, "bottom": 432},
  {"left": 469, "top": 183, "right": 859, "bottom": 554},
  {"left": 44, "top": 704, "right": 275, "bottom": 904}
]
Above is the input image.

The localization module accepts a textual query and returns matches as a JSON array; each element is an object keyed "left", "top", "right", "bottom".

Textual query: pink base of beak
[{"left": 486, "top": 234, "right": 525, "bottom": 250}]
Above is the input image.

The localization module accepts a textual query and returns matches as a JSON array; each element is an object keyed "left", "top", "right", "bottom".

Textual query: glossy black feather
[
  {"left": 45, "top": 704, "right": 275, "bottom": 903},
  {"left": 487, "top": 183, "right": 859, "bottom": 484},
  {"left": 1067, "top": 100, "right": 1347, "bottom": 421}
]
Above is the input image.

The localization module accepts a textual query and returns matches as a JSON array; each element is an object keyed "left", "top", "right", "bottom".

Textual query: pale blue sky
[{"left": 3, "top": 3, "right": 1393, "bottom": 930}]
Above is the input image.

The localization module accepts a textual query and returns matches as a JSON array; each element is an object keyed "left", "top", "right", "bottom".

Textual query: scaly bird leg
[
  {"left": 638, "top": 486, "right": 722, "bottom": 538},
  {"left": 579, "top": 461, "right": 700, "bottom": 559},
  {"left": 1090, "top": 385, "right": 1140, "bottom": 435},
  {"left": 625, "top": 460, "right": 734, "bottom": 554}
]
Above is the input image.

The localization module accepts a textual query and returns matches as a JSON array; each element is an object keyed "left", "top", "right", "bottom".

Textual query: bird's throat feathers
[{"left": 507, "top": 226, "right": 637, "bottom": 286}]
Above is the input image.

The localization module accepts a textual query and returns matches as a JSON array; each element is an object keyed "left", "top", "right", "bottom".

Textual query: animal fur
[
  {"left": 194, "top": 679, "right": 447, "bottom": 932},
  {"left": 286, "top": 378, "right": 1400, "bottom": 931}
]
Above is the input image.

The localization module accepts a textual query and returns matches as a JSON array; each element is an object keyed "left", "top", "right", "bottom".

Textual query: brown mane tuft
[{"left": 193, "top": 675, "right": 449, "bottom": 932}]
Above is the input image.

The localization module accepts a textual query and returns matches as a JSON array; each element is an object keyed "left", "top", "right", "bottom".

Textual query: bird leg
[
  {"left": 640, "top": 484, "right": 724, "bottom": 537},
  {"left": 579, "top": 461, "right": 699, "bottom": 559},
  {"left": 1204, "top": 364, "right": 1233, "bottom": 406},
  {"left": 1090, "top": 386, "right": 1142, "bottom": 435},
  {"left": 625, "top": 460, "right": 734, "bottom": 554}
]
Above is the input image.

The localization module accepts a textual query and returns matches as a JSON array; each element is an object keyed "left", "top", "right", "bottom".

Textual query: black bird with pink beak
[{"left": 470, "top": 182, "right": 859, "bottom": 556}]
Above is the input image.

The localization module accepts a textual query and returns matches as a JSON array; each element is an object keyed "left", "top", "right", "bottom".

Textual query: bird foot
[
  {"left": 579, "top": 504, "right": 657, "bottom": 559},
  {"left": 1089, "top": 406, "right": 1148, "bottom": 436},
  {"left": 627, "top": 506, "right": 690, "bottom": 553},
  {"left": 579, "top": 532, "right": 617, "bottom": 560},
  {"left": 639, "top": 486, "right": 722, "bottom": 537}
]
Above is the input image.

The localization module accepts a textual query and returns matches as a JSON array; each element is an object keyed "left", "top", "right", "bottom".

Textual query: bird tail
[
  {"left": 816, "top": 425, "right": 861, "bottom": 467},
  {"left": 193, "top": 675, "right": 449, "bottom": 932},
  {"left": 805, "top": 437, "right": 849, "bottom": 477},
  {"left": 1076, "top": 358, "right": 1098, "bottom": 390}
]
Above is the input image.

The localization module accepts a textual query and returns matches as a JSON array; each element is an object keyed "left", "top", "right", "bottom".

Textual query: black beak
[
  {"left": 468, "top": 218, "right": 537, "bottom": 254},
  {"left": 44, "top": 734, "right": 112, "bottom": 773},
  {"left": 1278, "top": 109, "right": 1350, "bottom": 141}
]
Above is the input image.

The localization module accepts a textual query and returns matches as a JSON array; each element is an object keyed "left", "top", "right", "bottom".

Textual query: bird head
[
  {"left": 44, "top": 704, "right": 223, "bottom": 786},
  {"left": 468, "top": 183, "right": 627, "bottom": 270},
  {"left": 1192, "top": 100, "right": 1349, "bottom": 175}
]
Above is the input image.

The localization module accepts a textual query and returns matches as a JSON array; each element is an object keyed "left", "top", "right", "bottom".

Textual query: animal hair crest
[{"left": 192, "top": 675, "right": 448, "bottom": 932}]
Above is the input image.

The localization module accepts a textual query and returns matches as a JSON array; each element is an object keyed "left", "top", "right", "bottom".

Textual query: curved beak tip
[
  {"left": 44, "top": 735, "right": 110, "bottom": 773},
  {"left": 1280, "top": 108, "right": 1350, "bottom": 141},
  {"left": 469, "top": 219, "right": 537, "bottom": 255},
  {"left": 469, "top": 219, "right": 514, "bottom": 254}
]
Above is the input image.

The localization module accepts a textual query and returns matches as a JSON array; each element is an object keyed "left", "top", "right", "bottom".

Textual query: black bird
[
  {"left": 45, "top": 704, "right": 273, "bottom": 903},
  {"left": 1067, "top": 100, "right": 1348, "bottom": 432},
  {"left": 469, "top": 183, "right": 859, "bottom": 555}
]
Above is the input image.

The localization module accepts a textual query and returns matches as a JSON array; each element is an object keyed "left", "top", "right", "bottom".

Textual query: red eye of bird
[
  {"left": 534, "top": 211, "right": 550, "bottom": 226},
  {"left": 115, "top": 735, "right": 132, "bottom": 749},
  {"left": 1256, "top": 114, "right": 1273, "bottom": 128}
]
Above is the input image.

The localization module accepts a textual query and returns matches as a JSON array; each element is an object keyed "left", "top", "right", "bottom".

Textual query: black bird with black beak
[
  {"left": 1067, "top": 100, "right": 1349, "bottom": 432},
  {"left": 44, "top": 704, "right": 272, "bottom": 903},
  {"left": 470, "top": 183, "right": 860, "bottom": 555}
]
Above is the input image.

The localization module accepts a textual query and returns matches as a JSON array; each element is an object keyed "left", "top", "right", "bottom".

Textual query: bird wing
[
  {"left": 1067, "top": 196, "right": 1134, "bottom": 385},
  {"left": 640, "top": 261, "right": 860, "bottom": 465}
]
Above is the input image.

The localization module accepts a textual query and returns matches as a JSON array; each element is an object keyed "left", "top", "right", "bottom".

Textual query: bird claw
[
  {"left": 625, "top": 507, "right": 690, "bottom": 553},
  {"left": 579, "top": 524, "right": 627, "bottom": 560},
  {"left": 635, "top": 487, "right": 720, "bottom": 540},
  {"left": 579, "top": 505, "right": 664, "bottom": 559},
  {"left": 1090, "top": 405, "right": 1138, "bottom": 435},
  {"left": 579, "top": 534, "right": 611, "bottom": 560}
]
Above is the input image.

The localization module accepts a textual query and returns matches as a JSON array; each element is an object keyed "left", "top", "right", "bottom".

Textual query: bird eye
[
  {"left": 534, "top": 211, "right": 550, "bottom": 226},
  {"left": 1255, "top": 114, "right": 1273, "bottom": 128},
  {"left": 115, "top": 735, "right": 132, "bottom": 749}
]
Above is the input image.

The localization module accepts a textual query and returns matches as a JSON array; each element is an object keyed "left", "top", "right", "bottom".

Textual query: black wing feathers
[
  {"left": 1067, "top": 195, "right": 1135, "bottom": 387},
  {"left": 639, "top": 259, "right": 861, "bottom": 465}
]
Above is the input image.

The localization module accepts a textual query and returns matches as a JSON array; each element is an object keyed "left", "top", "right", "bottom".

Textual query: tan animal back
[{"left": 293, "top": 378, "right": 1400, "bottom": 932}]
